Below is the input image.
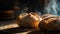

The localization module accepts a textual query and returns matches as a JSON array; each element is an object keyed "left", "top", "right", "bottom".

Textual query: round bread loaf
[{"left": 16, "top": 12, "right": 42, "bottom": 29}]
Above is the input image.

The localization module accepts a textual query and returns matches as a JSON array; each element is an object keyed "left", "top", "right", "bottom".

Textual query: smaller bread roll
[{"left": 39, "top": 16, "right": 60, "bottom": 31}]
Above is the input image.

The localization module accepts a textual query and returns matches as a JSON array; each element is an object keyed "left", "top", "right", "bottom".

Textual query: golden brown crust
[
  {"left": 16, "top": 12, "right": 42, "bottom": 29},
  {"left": 39, "top": 16, "right": 60, "bottom": 31}
]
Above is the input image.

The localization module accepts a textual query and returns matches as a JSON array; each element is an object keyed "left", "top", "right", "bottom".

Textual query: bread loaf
[
  {"left": 39, "top": 16, "right": 60, "bottom": 31},
  {"left": 16, "top": 12, "right": 42, "bottom": 29}
]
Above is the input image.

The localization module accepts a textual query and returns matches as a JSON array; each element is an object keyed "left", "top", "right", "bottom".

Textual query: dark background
[
  {"left": 0, "top": 0, "right": 45, "bottom": 20},
  {"left": 0, "top": 0, "right": 44, "bottom": 11},
  {"left": 0, "top": 0, "right": 60, "bottom": 20}
]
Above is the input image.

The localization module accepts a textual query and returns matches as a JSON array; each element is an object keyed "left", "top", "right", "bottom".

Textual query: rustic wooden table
[{"left": 0, "top": 20, "right": 60, "bottom": 34}]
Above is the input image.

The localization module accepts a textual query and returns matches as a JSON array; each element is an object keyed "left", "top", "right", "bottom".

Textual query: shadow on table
[{"left": 27, "top": 30, "right": 60, "bottom": 34}]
